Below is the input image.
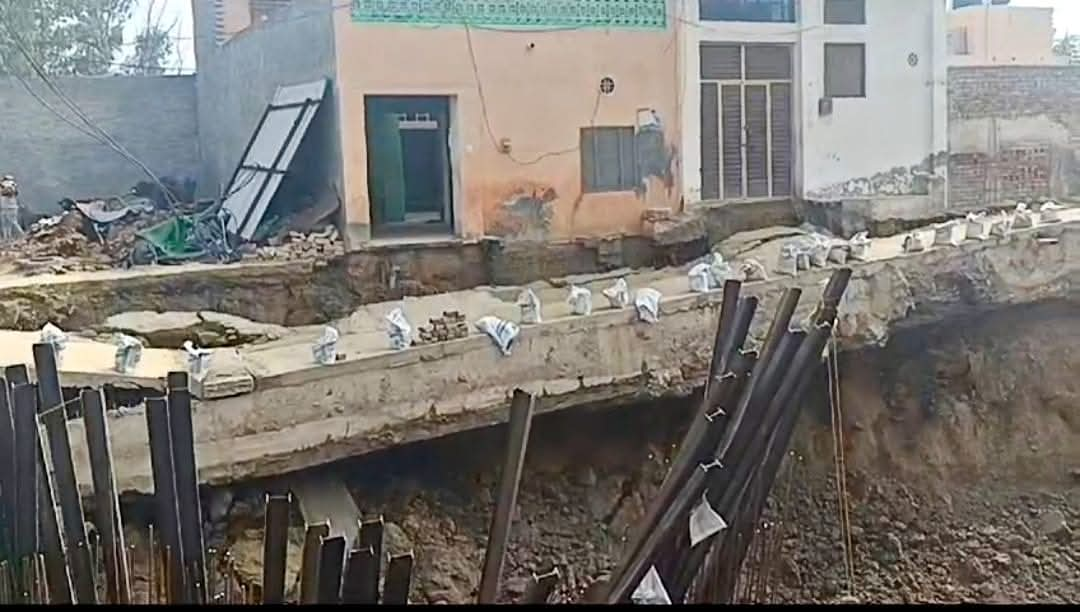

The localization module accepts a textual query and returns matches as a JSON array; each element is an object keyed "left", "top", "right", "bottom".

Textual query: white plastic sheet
[
  {"left": 182, "top": 340, "right": 212, "bottom": 382},
  {"left": 689, "top": 495, "right": 729, "bottom": 547},
  {"left": 311, "top": 326, "right": 340, "bottom": 366},
  {"left": 634, "top": 288, "right": 663, "bottom": 324},
  {"left": 386, "top": 308, "right": 412, "bottom": 351},
  {"left": 602, "top": 279, "right": 631, "bottom": 309},
  {"left": 568, "top": 285, "right": 594, "bottom": 316},
  {"left": 475, "top": 316, "right": 520, "bottom": 356},
  {"left": 517, "top": 288, "right": 543, "bottom": 324},
  {"left": 631, "top": 566, "right": 672, "bottom": 605},
  {"left": 114, "top": 334, "right": 144, "bottom": 374},
  {"left": 991, "top": 211, "right": 1014, "bottom": 238}
]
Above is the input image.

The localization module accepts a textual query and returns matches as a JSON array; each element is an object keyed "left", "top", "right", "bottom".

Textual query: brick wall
[
  {"left": 0, "top": 75, "right": 199, "bottom": 213},
  {"left": 948, "top": 66, "right": 1080, "bottom": 208}
]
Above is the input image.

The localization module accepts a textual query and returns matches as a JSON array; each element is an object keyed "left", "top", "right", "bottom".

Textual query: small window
[
  {"left": 824, "top": 0, "right": 865, "bottom": 25},
  {"left": 824, "top": 43, "right": 866, "bottom": 98},
  {"left": 581, "top": 127, "right": 638, "bottom": 193},
  {"left": 699, "top": 0, "right": 795, "bottom": 24}
]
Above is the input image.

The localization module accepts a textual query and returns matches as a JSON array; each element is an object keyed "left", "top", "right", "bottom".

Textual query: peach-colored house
[
  {"left": 948, "top": 3, "right": 1060, "bottom": 66},
  {"left": 193, "top": 0, "right": 681, "bottom": 248}
]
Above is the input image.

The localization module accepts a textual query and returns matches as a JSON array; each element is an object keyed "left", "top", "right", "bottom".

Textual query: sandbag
[
  {"left": 386, "top": 308, "right": 412, "bottom": 351},
  {"left": 114, "top": 334, "right": 144, "bottom": 374},
  {"left": 312, "top": 326, "right": 340, "bottom": 365},
  {"left": 568, "top": 285, "right": 594, "bottom": 316},
  {"left": 602, "top": 278, "right": 631, "bottom": 309},
  {"left": 517, "top": 288, "right": 543, "bottom": 324},
  {"left": 634, "top": 288, "right": 663, "bottom": 324},
  {"left": 475, "top": 316, "right": 520, "bottom": 356}
]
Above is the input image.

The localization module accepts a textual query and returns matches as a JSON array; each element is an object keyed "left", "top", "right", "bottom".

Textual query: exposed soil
[{"left": 121, "top": 301, "right": 1080, "bottom": 603}]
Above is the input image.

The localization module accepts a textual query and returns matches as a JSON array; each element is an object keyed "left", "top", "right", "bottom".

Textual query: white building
[{"left": 679, "top": 0, "right": 949, "bottom": 233}]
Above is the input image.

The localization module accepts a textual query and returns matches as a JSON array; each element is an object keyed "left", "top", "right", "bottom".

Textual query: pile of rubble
[{"left": 253, "top": 225, "right": 345, "bottom": 263}]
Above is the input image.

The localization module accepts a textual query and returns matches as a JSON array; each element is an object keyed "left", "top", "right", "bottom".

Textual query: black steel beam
[
  {"left": 166, "top": 372, "right": 207, "bottom": 604},
  {"left": 0, "top": 378, "right": 15, "bottom": 562},
  {"left": 3, "top": 366, "right": 28, "bottom": 387},
  {"left": 340, "top": 546, "right": 376, "bottom": 604},
  {"left": 357, "top": 516, "right": 384, "bottom": 603},
  {"left": 33, "top": 344, "right": 96, "bottom": 604},
  {"left": 11, "top": 384, "right": 38, "bottom": 561},
  {"left": 382, "top": 552, "right": 414, "bottom": 605},
  {"left": 261, "top": 493, "right": 291, "bottom": 605},
  {"left": 609, "top": 290, "right": 753, "bottom": 591},
  {"left": 315, "top": 535, "right": 346, "bottom": 604},
  {"left": 81, "top": 389, "right": 131, "bottom": 604},
  {"left": 522, "top": 567, "right": 560, "bottom": 604},
  {"left": 144, "top": 396, "right": 185, "bottom": 603},
  {"left": 298, "top": 522, "right": 329, "bottom": 604},
  {"left": 478, "top": 389, "right": 535, "bottom": 604}
]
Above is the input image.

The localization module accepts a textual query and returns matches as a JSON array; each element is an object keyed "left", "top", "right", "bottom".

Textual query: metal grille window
[
  {"left": 581, "top": 127, "right": 638, "bottom": 193},
  {"left": 699, "top": 0, "right": 795, "bottom": 23},
  {"left": 824, "top": 43, "right": 866, "bottom": 98},
  {"left": 824, "top": 0, "right": 865, "bottom": 25}
]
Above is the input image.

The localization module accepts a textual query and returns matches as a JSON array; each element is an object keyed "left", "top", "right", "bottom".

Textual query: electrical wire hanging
[{"left": 0, "top": 17, "right": 180, "bottom": 209}]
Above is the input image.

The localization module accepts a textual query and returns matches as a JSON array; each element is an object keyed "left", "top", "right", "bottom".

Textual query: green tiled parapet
[{"left": 351, "top": 0, "right": 668, "bottom": 29}]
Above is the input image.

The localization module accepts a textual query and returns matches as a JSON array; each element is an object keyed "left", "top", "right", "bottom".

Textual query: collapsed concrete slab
[{"left": 55, "top": 212, "right": 1080, "bottom": 496}]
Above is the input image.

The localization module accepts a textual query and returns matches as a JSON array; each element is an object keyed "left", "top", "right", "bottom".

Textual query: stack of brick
[
  {"left": 255, "top": 225, "right": 345, "bottom": 262},
  {"left": 416, "top": 311, "right": 469, "bottom": 345}
]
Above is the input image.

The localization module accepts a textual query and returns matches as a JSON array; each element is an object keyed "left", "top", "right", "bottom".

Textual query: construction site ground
[{"left": 0, "top": 210, "right": 1076, "bottom": 495}]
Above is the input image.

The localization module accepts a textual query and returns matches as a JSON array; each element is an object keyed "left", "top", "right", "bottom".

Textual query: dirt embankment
[{"left": 190, "top": 301, "right": 1079, "bottom": 604}]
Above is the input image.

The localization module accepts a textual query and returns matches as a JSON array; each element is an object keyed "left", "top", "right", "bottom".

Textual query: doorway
[
  {"left": 700, "top": 43, "right": 793, "bottom": 201},
  {"left": 365, "top": 95, "right": 454, "bottom": 236}
]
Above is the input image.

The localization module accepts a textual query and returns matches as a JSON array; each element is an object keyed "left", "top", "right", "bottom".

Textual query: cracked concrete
[{"left": 51, "top": 211, "right": 1080, "bottom": 495}]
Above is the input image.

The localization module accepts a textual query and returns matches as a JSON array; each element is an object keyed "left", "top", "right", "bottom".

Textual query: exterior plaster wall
[{"left": 332, "top": 4, "right": 682, "bottom": 245}]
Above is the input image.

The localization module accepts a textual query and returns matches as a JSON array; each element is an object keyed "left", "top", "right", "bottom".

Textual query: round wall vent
[{"left": 600, "top": 76, "right": 616, "bottom": 96}]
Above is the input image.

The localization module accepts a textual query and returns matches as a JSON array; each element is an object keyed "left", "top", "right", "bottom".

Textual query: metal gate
[{"left": 700, "top": 43, "right": 793, "bottom": 201}]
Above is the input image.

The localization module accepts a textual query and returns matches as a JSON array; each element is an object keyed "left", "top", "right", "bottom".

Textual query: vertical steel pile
[{"left": 603, "top": 269, "right": 852, "bottom": 604}]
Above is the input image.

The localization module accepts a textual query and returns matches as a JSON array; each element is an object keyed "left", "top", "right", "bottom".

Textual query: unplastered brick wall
[{"left": 948, "top": 66, "right": 1080, "bottom": 208}]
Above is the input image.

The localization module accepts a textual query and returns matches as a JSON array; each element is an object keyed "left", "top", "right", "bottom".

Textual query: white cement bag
[
  {"left": 567, "top": 285, "right": 593, "bottom": 316},
  {"left": 933, "top": 220, "right": 965, "bottom": 247},
  {"left": 602, "top": 278, "right": 631, "bottom": 309},
  {"left": 796, "top": 250, "right": 812, "bottom": 271},
  {"left": 689, "top": 494, "right": 729, "bottom": 547},
  {"left": 741, "top": 259, "right": 768, "bottom": 282},
  {"left": 903, "top": 230, "right": 931, "bottom": 253},
  {"left": 182, "top": 340, "right": 212, "bottom": 382},
  {"left": 1013, "top": 202, "right": 1037, "bottom": 229},
  {"left": 517, "top": 288, "right": 543, "bottom": 324},
  {"left": 991, "top": 211, "right": 1014, "bottom": 238},
  {"left": 965, "top": 212, "right": 991, "bottom": 241},
  {"left": 688, "top": 262, "right": 712, "bottom": 294},
  {"left": 1040, "top": 200, "right": 1065, "bottom": 224},
  {"left": 312, "top": 326, "right": 340, "bottom": 366},
  {"left": 707, "top": 253, "right": 734, "bottom": 287},
  {"left": 848, "top": 231, "right": 871, "bottom": 262},
  {"left": 809, "top": 236, "right": 832, "bottom": 268},
  {"left": 634, "top": 288, "right": 663, "bottom": 324},
  {"left": 475, "top": 316, "right": 519, "bottom": 356},
  {"left": 828, "top": 244, "right": 850, "bottom": 265},
  {"left": 386, "top": 308, "right": 412, "bottom": 351},
  {"left": 114, "top": 334, "right": 144, "bottom": 374},
  {"left": 40, "top": 322, "right": 68, "bottom": 364},
  {"left": 775, "top": 243, "right": 800, "bottom": 277},
  {"left": 631, "top": 566, "right": 672, "bottom": 606}
]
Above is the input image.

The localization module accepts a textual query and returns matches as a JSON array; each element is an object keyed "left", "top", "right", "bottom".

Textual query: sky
[{"left": 126, "top": 0, "right": 1080, "bottom": 73}]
